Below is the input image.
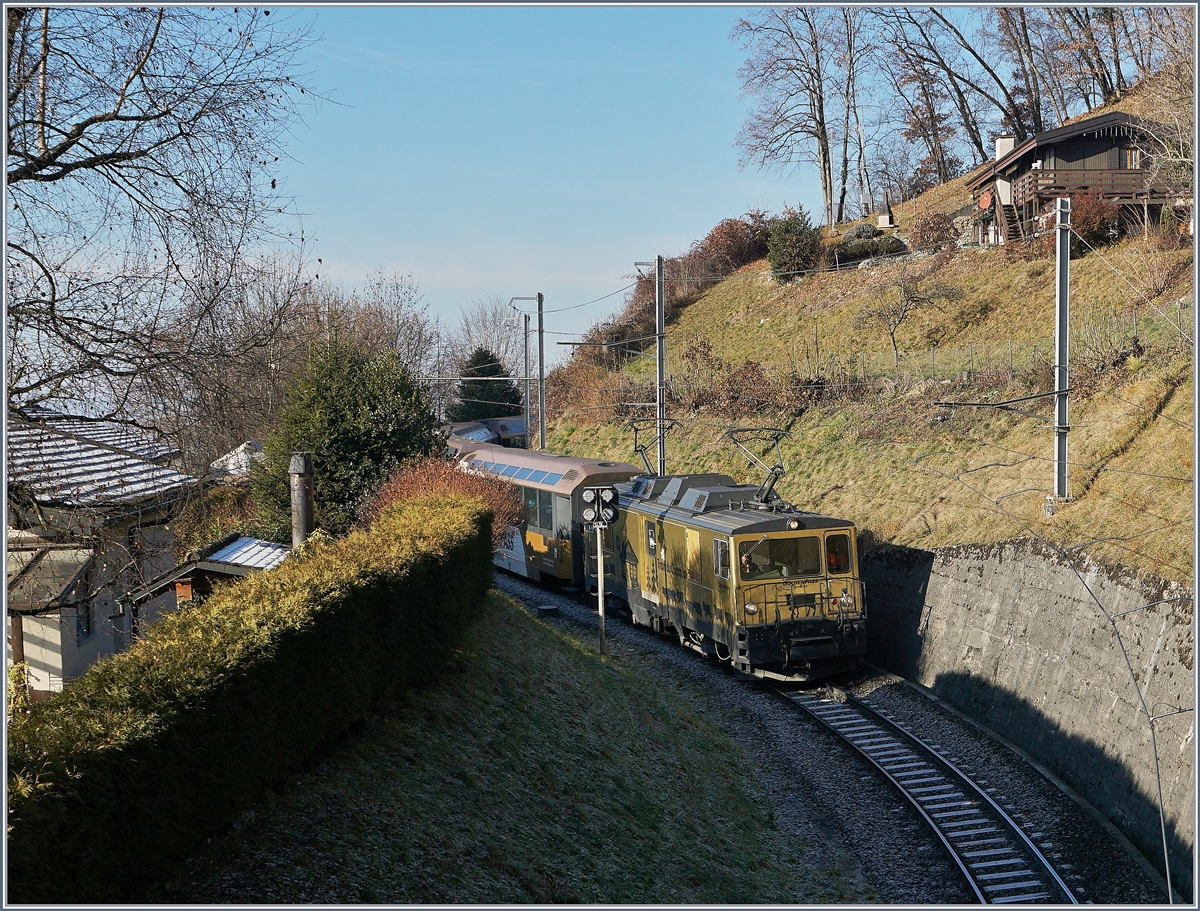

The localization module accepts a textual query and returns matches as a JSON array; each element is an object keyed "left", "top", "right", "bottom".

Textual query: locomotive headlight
[
  {"left": 787, "top": 518, "right": 801, "bottom": 530},
  {"left": 745, "top": 601, "right": 758, "bottom": 615}
]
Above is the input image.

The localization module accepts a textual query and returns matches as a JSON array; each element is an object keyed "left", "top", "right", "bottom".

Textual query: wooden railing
[{"left": 1012, "top": 168, "right": 1174, "bottom": 206}]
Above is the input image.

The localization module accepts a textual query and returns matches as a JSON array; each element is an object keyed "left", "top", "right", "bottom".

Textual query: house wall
[
  {"left": 9, "top": 613, "right": 65, "bottom": 695},
  {"left": 8, "top": 521, "right": 177, "bottom": 694}
]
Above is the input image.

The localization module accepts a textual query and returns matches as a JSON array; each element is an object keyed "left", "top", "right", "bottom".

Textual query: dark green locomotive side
[{"left": 606, "top": 473, "right": 865, "bottom": 681}]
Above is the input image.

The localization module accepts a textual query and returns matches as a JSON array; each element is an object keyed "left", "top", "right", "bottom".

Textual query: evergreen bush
[
  {"left": 446, "top": 347, "right": 524, "bottom": 422},
  {"left": 767, "top": 204, "right": 822, "bottom": 282},
  {"left": 251, "top": 340, "right": 437, "bottom": 537}
]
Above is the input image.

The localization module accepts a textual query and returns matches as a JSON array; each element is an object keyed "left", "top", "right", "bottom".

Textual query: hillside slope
[{"left": 549, "top": 234, "right": 1194, "bottom": 585}]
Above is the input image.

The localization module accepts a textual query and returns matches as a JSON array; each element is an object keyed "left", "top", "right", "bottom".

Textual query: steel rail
[{"left": 777, "top": 686, "right": 1079, "bottom": 905}]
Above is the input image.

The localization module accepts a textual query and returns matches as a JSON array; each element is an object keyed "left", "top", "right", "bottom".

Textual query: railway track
[{"left": 778, "top": 686, "right": 1080, "bottom": 905}]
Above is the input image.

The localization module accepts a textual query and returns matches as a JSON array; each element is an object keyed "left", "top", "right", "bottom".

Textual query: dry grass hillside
[{"left": 547, "top": 192, "right": 1194, "bottom": 586}]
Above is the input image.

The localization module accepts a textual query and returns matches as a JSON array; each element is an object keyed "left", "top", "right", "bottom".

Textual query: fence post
[{"left": 930, "top": 347, "right": 936, "bottom": 379}]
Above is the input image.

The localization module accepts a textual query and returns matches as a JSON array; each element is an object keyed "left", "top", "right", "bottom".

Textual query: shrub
[
  {"left": 7, "top": 494, "right": 493, "bottom": 904},
  {"left": 842, "top": 222, "right": 881, "bottom": 241},
  {"left": 837, "top": 235, "right": 907, "bottom": 263},
  {"left": 361, "top": 456, "right": 522, "bottom": 548},
  {"left": 252, "top": 340, "right": 438, "bottom": 537},
  {"left": 767, "top": 204, "right": 822, "bottom": 282},
  {"left": 1002, "top": 233, "right": 1054, "bottom": 262},
  {"left": 908, "top": 211, "right": 958, "bottom": 252},
  {"left": 699, "top": 214, "right": 771, "bottom": 274},
  {"left": 1070, "top": 190, "right": 1122, "bottom": 251}
]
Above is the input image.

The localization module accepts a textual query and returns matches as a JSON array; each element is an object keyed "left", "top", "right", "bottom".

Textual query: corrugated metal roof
[
  {"left": 18, "top": 405, "right": 178, "bottom": 462},
  {"left": 208, "top": 536, "right": 290, "bottom": 570},
  {"left": 7, "top": 420, "right": 199, "bottom": 508}
]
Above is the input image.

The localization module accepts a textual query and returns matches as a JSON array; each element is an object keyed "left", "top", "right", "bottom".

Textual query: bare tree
[
  {"left": 448, "top": 293, "right": 525, "bottom": 377},
  {"left": 733, "top": 8, "right": 841, "bottom": 226},
  {"left": 856, "top": 261, "right": 962, "bottom": 374},
  {"left": 6, "top": 7, "right": 316, "bottom": 424}
]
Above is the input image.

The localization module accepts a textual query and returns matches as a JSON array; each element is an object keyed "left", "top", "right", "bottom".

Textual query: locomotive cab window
[
  {"left": 739, "top": 536, "right": 821, "bottom": 580},
  {"left": 713, "top": 538, "right": 731, "bottom": 580},
  {"left": 645, "top": 521, "right": 657, "bottom": 556},
  {"left": 826, "top": 533, "right": 851, "bottom": 574}
]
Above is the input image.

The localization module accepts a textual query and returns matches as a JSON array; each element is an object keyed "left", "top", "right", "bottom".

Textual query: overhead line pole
[
  {"left": 537, "top": 292, "right": 546, "bottom": 450},
  {"left": 1054, "top": 197, "right": 1070, "bottom": 501},
  {"left": 656, "top": 255, "right": 666, "bottom": 476}
]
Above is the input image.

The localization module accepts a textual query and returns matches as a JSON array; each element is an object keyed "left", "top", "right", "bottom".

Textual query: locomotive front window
[
  {"left": 739, "top": 536, "right": 821, "bottom": 579},
  {"left": 826, "top": 533, "right": 851, "bottom": 574}
]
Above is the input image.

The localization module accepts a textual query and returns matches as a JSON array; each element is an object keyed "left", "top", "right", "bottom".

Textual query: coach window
[
  {"left": 522, "top": 486, "right": 539, "bottom": 528},
  {"left": 713, "top": 538, "right": 730, "bottom": 580},
  {"left": 826, "top": 534, "right": 851, "bottom": 574},
  {"left": 538, "top": 489, "right": 554, "bottom": 532}
]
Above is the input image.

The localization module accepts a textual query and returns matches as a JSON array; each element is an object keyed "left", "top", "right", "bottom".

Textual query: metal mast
[
  {"left": 1054, "top": 197, "right": 1070, "bottom": 500},
  {"left": 655, "top": 254, "right": 666, "bottom": 476}
]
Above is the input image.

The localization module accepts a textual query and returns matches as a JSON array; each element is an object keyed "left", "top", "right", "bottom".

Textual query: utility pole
[
  {"left": 1054, "top": 197, "right": 1070, "bottom": 501},
  {"left": 655, "top": 255, "right": 666, "bottom": 476},
  {"left": 537, "top": 292, "right": 546, "bottom": 450},
  {"left": 509, "top": 296, "right": 539, "bottom": 448},
  {"left": 523, "top": 312, "right": 531, "bottom": 445}
]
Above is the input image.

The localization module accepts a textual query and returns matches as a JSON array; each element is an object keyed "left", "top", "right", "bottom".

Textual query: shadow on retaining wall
[
  {"left": 861, "top": 544, "right": 1192, "bottom": 902},
  {"left": 931, "top": 669, "right": 1190, "bottom": 903}
]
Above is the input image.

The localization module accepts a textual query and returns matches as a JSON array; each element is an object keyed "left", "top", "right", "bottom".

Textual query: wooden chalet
[{"left": 966, "top": 111, "right": 1182, "bottom": 245}]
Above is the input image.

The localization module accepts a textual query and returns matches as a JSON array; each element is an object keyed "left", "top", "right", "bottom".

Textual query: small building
[
  {"left": 126, "top": 532, "right": 290, "bottom": 608},
  {"left": 6, "top": 411, "right": 200, "bottom": 697},
  {"left": 208, "top": 440, "right": 265, "bottom": 480},
  {"left": 966, "top": 111, "right": 1181, "bottom": 245}
]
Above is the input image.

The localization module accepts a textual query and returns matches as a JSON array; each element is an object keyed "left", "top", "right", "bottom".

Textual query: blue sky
[{"left": 281, "top": 6, "right": 821, "bottom": 357}]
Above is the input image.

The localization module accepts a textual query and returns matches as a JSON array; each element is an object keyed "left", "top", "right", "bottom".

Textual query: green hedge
[{"left": 7, "top": 495, "right": 493, "bottom": 904}]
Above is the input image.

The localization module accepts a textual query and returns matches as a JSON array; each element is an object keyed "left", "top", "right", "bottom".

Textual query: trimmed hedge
[{"left": 7, "top": 495, "right": 493, "bottom": 904}]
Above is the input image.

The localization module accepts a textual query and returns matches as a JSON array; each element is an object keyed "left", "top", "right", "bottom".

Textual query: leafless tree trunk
[{"left": 733, "top": 8, "right": 839, "bottom": 226}]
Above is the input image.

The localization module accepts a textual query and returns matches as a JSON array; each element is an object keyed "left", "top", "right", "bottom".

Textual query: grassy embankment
[
  {"left": 139, "top": 591, "right": 866, "bottom": 904},
  {"left": 550, "top": 229, "right": 1193, "bottom": 585}
]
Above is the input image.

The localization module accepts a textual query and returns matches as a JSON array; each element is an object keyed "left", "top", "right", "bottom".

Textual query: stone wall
[{"left": 862, "top": 539, "right": 1194, "bottom": 900}]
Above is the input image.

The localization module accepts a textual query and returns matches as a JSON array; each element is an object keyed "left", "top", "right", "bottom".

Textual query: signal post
[{"left": 582, "top": 485, "right": 619, "bottom": 655}]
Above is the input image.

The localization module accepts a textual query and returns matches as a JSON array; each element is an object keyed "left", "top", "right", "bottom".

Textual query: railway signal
[
  {"left": 581, "top": 485, "right": 618, "bottom": 525},
  {"left": 582, "top": 485, "right": 619, "bottom": 655}
]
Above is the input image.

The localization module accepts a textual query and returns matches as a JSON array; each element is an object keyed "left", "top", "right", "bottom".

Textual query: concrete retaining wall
[{"left": 862, "top": 538, "right": 1193, "bottom": 900}]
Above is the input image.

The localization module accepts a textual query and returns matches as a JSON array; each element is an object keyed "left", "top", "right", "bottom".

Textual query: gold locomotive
[{"left": 606, "top": 471, "right": 864, "bottom": 681}]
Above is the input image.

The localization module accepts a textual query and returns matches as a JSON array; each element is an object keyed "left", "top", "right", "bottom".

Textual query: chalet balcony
[{"left": 1012, "top": 168, "right": 1176, "bottom": 208}]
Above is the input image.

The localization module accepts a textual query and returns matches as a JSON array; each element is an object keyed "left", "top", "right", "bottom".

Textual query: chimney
[
  {"left": 995, "top": 135, "right": 1016, "bottom": 161},
  {"left": 289, "top": 452, "right": 314, "bottom": 548}
]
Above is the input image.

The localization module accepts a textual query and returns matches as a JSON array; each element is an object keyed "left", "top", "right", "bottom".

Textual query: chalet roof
[
  {"left": 207, "top": 535, "right": 290, "bottom": 570},
  {"left": 7, "top": 414, "right": 199, "bottom": 509},
  {"left": 208, "top": 440, "right": 265, "bottom": 480},
  {"left": 966, "top": 111, "right": 1146, "bottom": 193}
]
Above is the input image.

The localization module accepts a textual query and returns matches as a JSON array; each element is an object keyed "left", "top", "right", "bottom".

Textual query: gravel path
[{"left": 495, "top": 572, "right": 1170, "bottom": 905}]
